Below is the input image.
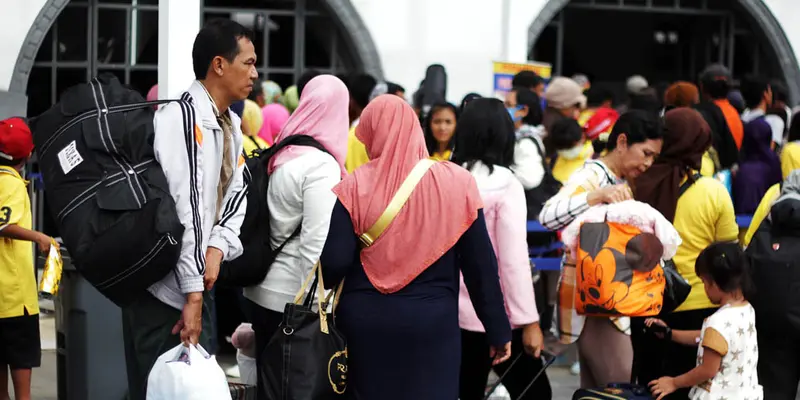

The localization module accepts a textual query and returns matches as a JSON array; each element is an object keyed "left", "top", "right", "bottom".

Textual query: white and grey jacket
[{"left": 148, "top": 80, "right": 248, "bottom": 310}]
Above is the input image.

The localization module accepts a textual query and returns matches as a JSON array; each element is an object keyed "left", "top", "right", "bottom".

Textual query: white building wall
[
  {"left": 0, "top": 0, "right": 49, "bottom": 92},
  {"left": 1, "top": 0, "right": 799, "bottom": 105}
]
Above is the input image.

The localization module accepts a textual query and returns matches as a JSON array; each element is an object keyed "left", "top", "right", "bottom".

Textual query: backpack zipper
[
  {"left": 95, "top": 233, "right": 175, "bottom": 290},
  {"left": 39, "top": 100, "right": 172, "bottom": 156}
]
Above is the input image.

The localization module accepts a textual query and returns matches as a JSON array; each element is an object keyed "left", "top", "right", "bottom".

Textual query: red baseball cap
[
  {"left": 584, "top": 108, "right": 620, "bottom": 141},
  {"left": 0, "top": 117, "right": 34, "bottom": 161}
]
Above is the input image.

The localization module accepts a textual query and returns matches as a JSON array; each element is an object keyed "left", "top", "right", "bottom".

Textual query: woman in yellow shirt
[
  {"left": 633, "top": 108, "right": 738, "bottom": 397},
  {"left": 781, "top": 112, "right": 800, "bottom": 178},
  {"left": 424, "top": 103, "right": 458, "bottom": 161}
]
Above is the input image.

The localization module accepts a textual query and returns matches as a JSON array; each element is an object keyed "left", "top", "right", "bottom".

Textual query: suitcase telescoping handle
[{"left": 482, "top": 350, "right": 558, "bottom": 400}]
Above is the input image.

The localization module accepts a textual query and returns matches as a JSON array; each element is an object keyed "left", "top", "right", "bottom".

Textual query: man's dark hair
[
  {"left": 606, "top": 110, "right": 664, "bottom": 151},
  {"left": 586, "top": 85, "right": 614, "bottom": 108},
  {"left": 451, "top": 98, "right": 515, "bottom": 172},
  {"left": 699, "top": 64, "right": 731, "bottom": 100},
  {"left": 192, "top": 19, "right": 254, "bottom": 80},
  {"left": 770, "top": 79, "right": 789, "bottom": 104},
  {"left": 549, "top": 118, "right": 583, "bottom": 151},
  {"left": 297, "top": 69, "right": 322, "bottom": 98},
  {"left": 345, "top": 73, "right": 377, "bottom": 110},
  {"left": 512, "top": 71, "right": 543, "bottom": 90},
  {"left": 740, "top": 75, "right": 770, "bottom": 110},
  {"left": 628, "top": 87, "right": 661, "bottom": 115},
  {"left": 387, "top": 82, "right": 405, "bottom": 95}
]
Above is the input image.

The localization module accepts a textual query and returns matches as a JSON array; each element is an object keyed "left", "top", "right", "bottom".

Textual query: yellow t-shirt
[
  {"left": 552, "top": 141, "right": 594, "bottom": 184},
  {"left": 673, "top": 176, "right": 739, "bottom": 312},
  {"left": 0, "top": 166, "right": 39, "bottom": 318},
  {"left": 430, "top": 149, "right": 452, "bottom": 161},
  {"left": 780, "top": 142, "right": 800, "bottom": 179},
  {"left": 743, "top": 183, "right": 781, "bottom": 247},
  {"left": 345, "top": 125, "right": 369, "bottom": 173},
  {"left": 242, "top": 135, "right": 269, "bottom": 158},
  {"left": 700, "top": 151, "right": 715, "bottom": 177}
]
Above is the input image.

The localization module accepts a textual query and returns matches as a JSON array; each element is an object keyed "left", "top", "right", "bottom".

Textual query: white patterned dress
[{"left": 689, "top": 303, "right": 763, "bottom": 400}]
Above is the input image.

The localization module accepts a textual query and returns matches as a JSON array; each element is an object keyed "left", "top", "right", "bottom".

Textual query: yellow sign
[{"left": 493, "top": 60, "right": 552, "bottom": 98}]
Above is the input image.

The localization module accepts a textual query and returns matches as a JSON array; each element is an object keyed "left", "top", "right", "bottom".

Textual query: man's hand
[
  {"left": 522, "top": 322, "right": 544, "bottom": 358},
  {"left": 204, "top": 247, "right": 224, "bottom": 291},
  {"left": 36, "top": 232, "right": 54, "bottom": 254},
  {"left": 172, "top": 292, "right": 203, "bottom": 346}
]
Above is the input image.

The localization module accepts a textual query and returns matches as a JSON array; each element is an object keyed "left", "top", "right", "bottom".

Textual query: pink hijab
[
  {"left": 333, "top": 95, "right": 483, "bottom": 294},
  {"left": 146, "top": 85, "right": 158, "bottom": 108},
  {"left": 267, "top": 75, "right": 349, "bottom": 177},
  {"left": 258, "top": 103, "right": 290, "bottom": 146}
]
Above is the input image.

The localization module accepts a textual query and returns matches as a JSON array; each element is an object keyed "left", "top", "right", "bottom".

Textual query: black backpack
[
  {"left": 217, "top": 134, "right": 329, "bottom": 287},
  {"left": 746, "top": 195, "right": 800, "bottom": 333},
  {"left": 29, "top": 74, "right": 184, "bottom": 307},
  {"left": 524, "top": 136, "right": 561, "bottom": 220}
]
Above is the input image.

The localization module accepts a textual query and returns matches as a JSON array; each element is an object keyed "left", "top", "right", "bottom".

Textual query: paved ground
[{"left": 14, "top": 314, "right": 580, "bottom": 399}]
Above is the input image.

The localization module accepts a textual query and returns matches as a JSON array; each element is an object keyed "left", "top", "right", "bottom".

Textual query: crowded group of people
[{"left": 2, "top": 16, "right": 800, "bottom": 400}]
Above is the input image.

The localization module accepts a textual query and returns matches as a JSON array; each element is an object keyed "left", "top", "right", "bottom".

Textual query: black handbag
[
  {"left": 260, "top": 159, "right": 436, "bottom": 399},
  {"left": 261, "top": 263, "right": 347, "bottom": 400},
  {"left": 659, "top": 259, "right": 691, "bottom": 315}
]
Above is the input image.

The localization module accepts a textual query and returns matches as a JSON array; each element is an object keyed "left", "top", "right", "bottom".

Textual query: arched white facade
[{"left": 1, "top": 0, "right": 799, "bottom": 118}]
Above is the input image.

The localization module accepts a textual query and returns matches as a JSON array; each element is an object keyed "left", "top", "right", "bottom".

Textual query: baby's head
[
  {"left": 232, "top": 323, "right": 256, "bottom": 358},
  {"left": 695, "top": 242, "right": 752, "bottom": 304}
]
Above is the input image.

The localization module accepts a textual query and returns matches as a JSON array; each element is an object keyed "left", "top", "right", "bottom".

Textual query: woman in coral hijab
[{"left": 321, "top": 95, "right": 512, "bottom": 400}]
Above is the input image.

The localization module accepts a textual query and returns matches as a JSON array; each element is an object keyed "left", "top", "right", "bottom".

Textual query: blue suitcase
[{"left": 572, "top": 383, "right": 654, "bottom": 399}]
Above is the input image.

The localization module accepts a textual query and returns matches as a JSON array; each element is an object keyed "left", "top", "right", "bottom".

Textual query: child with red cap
[{"left": 0, "top": 117, "right": 54, "bottom": 400}]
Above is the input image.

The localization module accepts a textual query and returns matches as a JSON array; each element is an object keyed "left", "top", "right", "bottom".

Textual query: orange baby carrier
[{"left": 575, "top": 220, "right": 666, "bottom": 317}]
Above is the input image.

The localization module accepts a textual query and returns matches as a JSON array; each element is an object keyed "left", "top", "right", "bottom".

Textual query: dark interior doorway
[{"left": 530, "top": 0, "right": 787, "bottom": 102}]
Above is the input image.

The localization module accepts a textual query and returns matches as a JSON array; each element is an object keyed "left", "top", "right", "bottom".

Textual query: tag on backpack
[{"left": 57, "top": 140, "right": 84, "bottom": 175}]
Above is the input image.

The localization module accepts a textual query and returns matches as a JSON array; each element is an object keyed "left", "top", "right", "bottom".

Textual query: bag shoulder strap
[
  {"left": 678, "top": 173, "right": 703, "bottom": 197},
  {"left": 359, "top": 159, "right": 436, "bottom": 247}
]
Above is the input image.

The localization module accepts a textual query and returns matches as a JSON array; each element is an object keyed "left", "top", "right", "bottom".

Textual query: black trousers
[
  {"left": 122, "top": 292, "right": 212, "bottom": 400},
  {"left": 631, "top": 307, "right": 716, "bottom": 400},
  {"left": 758, "top": 325, "right": 800, "bottom": 399},
  {"left": 459, "top": 328, "right": 552, "bottom": 400},
  {"left": 248, "top": 300, "right": 284, "bottom": 400}
]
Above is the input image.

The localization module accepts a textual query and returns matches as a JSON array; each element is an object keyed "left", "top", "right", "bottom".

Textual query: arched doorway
[
  {"left": 14, "top": 0, "right": 384, "bottom": 117},
  {"left": 526, "top": 0, "right": 800, "bottom": 103}
]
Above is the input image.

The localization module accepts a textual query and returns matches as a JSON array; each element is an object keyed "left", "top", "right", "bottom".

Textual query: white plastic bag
[{"left": 146, "top": 344, "right": 232, "bottom": 400}]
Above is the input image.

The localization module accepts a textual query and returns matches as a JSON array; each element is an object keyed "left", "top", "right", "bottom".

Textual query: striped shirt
[{"left": 538, "top": 159, "right": 619, "bottom": 230}]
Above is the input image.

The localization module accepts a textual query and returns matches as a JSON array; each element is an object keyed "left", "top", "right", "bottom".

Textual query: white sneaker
[
  {"left": 225, "top": 365, "right": 241, "bottom": 379},
  {"left": 570, "top": 361, "right": 580, "bottom": 376}
]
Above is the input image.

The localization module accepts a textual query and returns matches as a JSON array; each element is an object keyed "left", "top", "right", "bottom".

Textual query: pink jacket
[{"left": 459, "top": 162, "right": 539, "bottom": 332}]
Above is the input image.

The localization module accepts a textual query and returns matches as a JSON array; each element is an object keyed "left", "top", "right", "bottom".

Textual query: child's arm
[
  {"left": 650, "top": 348, "right": 722, "bottom": 400},
  {"left": 644, "top": 318, "right": 701, "bottom": 347},
  {"left": 0, "top": 224, "right": 51, "bottom": 253},
  {"left": 669, "top": 330, "right": 702, "bottom": 347}
]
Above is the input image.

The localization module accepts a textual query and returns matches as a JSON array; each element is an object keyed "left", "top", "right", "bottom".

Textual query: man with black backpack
[
  {"left": 746, "top": 171, "right": 800, "bottom": 399},
  {"left": 121, "top": 19, "right": 256, "bottom": 400}
]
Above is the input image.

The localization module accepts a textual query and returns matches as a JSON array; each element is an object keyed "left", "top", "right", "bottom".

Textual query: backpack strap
[
  {"left": 679, "top": 173, "right": 703, "bottom": 197},
  {"left": 359, "top": 159, "right": 436, "bottom": 247}
]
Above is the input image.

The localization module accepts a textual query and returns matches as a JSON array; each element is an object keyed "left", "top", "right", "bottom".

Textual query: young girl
[
  {"left": 647, "top": 242, "right": 762, "bottom": 400},
  {"left": 424, "top": 102, "right": 458, "bottom": 161}
]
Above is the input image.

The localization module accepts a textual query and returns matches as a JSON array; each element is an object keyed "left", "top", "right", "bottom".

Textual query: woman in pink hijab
[
  {"left": 258, "top": 103, "right": 290, "bottom": 146},
  {"left": 319, "top": 95, "right": 511, "bottom": 400},
  {"left": 242, "top": 75, "right": 349, "bottom": 400}
]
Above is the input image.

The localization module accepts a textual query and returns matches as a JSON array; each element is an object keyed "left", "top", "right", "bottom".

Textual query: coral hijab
[
  {"left": 267, "top": 75, "right": 349, "bottom": 178},
  {"left": 333, "top": 95, "right": 484, "bottom": 294}
]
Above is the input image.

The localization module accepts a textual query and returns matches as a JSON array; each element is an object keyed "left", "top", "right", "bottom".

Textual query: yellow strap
[
  {"left": 292, "top": 262, "right": 331, "bottom": 334},
  {"left": 359, "top": 159, "right": 436, "bottom": 247}
]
